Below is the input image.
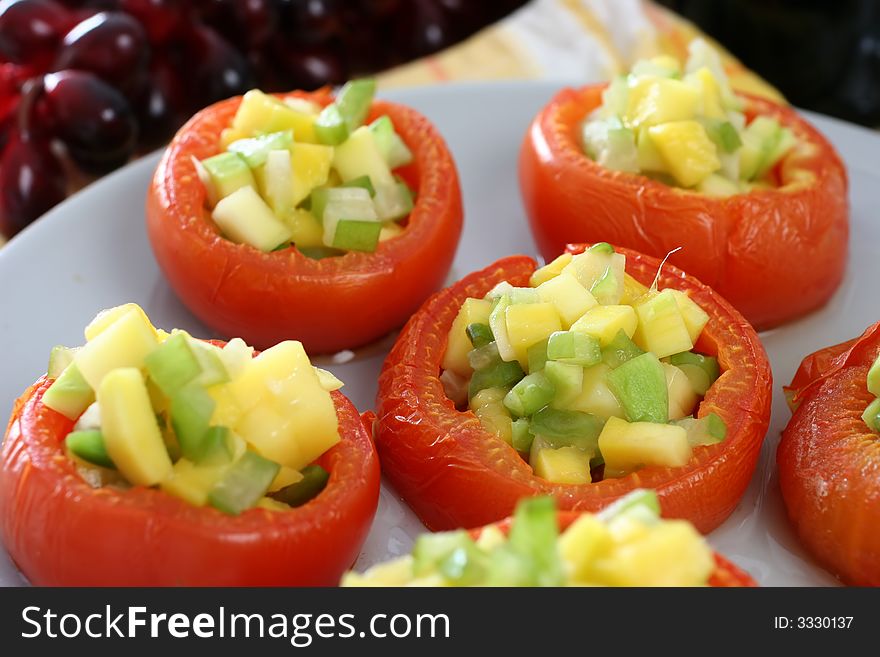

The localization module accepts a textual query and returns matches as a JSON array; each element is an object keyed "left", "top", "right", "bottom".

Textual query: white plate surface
[{"left": 1, "top": 81, "right": 877, "bottom": 587}]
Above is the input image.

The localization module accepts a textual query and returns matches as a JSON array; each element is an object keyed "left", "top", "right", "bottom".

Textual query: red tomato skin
[
  {"left": 779, "top": 323, "right": 880, "bottom": 586},
  {"left": 519, "top": 84, "right": 849, "bottom": 331},
  {"left": 146, "top": 89, "right": 463, "bottom": 353},
  {"left": 0, "top": 379, "right": 380, "bottom": 586},
  {"left": 375, "top": 246, "right": 772, "bottom": 534},
  {"left": 478, "top": 512, "right": 757, "bottom": 587}
]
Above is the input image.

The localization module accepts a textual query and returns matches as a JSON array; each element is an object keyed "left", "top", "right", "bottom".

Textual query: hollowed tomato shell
[
  {"left": 519, "top": 84, "right": 849, "bottom": 331},
  {"left": 375, "top": 245, "right": 772, "bottom": 533},
  {"left": 0, "top": 370, "right": 380, "bottom": 586},
  {"left": 478, "top": 511, "right": 757, "bottom": 587},
  {"left": 779, "top": 322, "right": 880, "bottom": 586},
  {"left": 146, "top": 89, "right": 463, "bottom": 353}
]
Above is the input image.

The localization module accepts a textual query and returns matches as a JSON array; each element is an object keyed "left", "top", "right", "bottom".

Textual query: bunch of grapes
[{"left": 0, "top": 0, "right": 528, "bottom": 238}]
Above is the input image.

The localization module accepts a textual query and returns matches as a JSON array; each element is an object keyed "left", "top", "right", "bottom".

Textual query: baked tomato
[
  {"left": 375, "top": 245, "right": 772, "bottom": 533},
  {"left": 482, "top": 512, "right": 757, "bottom": 587},
  {"left": 146, "top": 88, "right": 462, "bottom": 353},
  {"left": 0, "top": 374, "right": 380, "bottom": 586},
  {"left": 519, "top": 84, "right": 848, "bottom": 330},
  {"left": 779, "top": 323, "right": 880, "bottom": 586}
]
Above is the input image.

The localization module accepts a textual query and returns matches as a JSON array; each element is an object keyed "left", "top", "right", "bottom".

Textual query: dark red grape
[
  {"left": 0, "top": 129, "right": 66, "bottom": 238},
  {"left": 133, "top": 52, "right": 185, "bottom": 151},
  {"left": 184, "top": 25, "right": 254, "bottom": 105},
  {"left": 54, "top": 11, "right": 149, "bottom": 97},
  {"left": 119, "top": 0, "right": 182, "bottom": 44},
  {"left": 281, "top": 0, "right": 342, "bottom": 45},
  {"left": 38, "top": 69, "right": 137, "bottom": 173},
  {"left": 272, "top": 42, "right": 345, "bottom": 90},
  {"left": 0, "top": 0, "right": 71, "bottom": 71}
]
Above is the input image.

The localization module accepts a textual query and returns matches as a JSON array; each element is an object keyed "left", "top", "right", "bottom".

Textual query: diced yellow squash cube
[
  {"left": 529, "top": 253, "right": 573, "bottom": 287},
  {"left": 505, "top": 302, "right": 562, "bottom": 367},
  {"left": 532, "top": 446, "right": 592, "bottom": 484},
  {"left": 592, "top": 521, "right": 715, "bottom": 586},
  {"left": 625, "top": 78, "right": 700, "bottom": 128},
  {"left": 236, "top": 400, "right": 300, "bottom": 466},
  {"left": 561, "top": 252, "right": 625, "bottom": 303},
  {"left": 632, "top": 289, "right": 693, "bottom": 358},
  {"left": 76, "top": 308, "right": 159, "bottom": 390},
  {"left": 207, "top": 383, "right": 243, "bottom": 427},
  {"left": 332, "top": 126, "right": 394, "bottom": 186},
  {"left": 636, "top": 127, "right": 667, "bottom": 172},
  {"left": 559, "top": 515, "right": 613, "bottom": 581},
  {"left": 668, "top": 289, "right": 709, "bottom": 343},
  {"left": 256, "top": 496, "right": 291, "bottom": 512},
  {"left": 647, "top": 120, "right": 720, "bottom": 187},
  {"left": 536, "top": 273, "right": 598, "bottom": 328},
  {"left": 598, "top": 416, "right": 692, "bottom": 474},
  {"left": 314, "top": 367, "right": 344, "bottom": 391},
  {"left": 220, "top": 127, "right": 248, "bottom": 150},
  {"left": 442, "top": 298, "right": 493, "bottom": 377},
  {"left": 663, "top": 363, "right": 698, "bottom": 420},
  {"left": 160, "top": 458, "right": 228, "bottom": 506},
  {"left": 98, "top": 368, "right": 172, "bottom": 486},
  {"left": 563, "top": 363, "right": 624, "bottom": 419},
  {"left": 84, "top": 303, "right": 157, "bottom": 342},
  {"left": 620, "top": 273, "right": 649, "bottom": 305},
  {"left": 570, "top": 305, "right": 637, "bottom": 346},
  {"left": 269, "top": 465, "right": 305, "bottom": 492},
  {"left": 290, "top": 142, "right": 334, "bottom": 204},
  {"left": 684, "top": 67, "right": 726, "bottom": 120},
  {"left": 231, "top": 89, "right": 319, "bottom": 143},
  {"left": 284, "top": 208, "right": 324, "bottom": 249}
]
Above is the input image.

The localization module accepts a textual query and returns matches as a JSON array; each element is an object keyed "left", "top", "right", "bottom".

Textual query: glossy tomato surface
[
  {"left": 479, "top": 511, "right": 757, "bottom": 587},
  {"left": 375, "top": 246, "right": 772, "bottom": 533},
  {"left": 779, "top": 323, "right": 880, "bottom": 586},
  {"left": 519, "top": 84, "right": 849, "bottom": 330},
  {"left": 147, "top": 89, "right": 462, "bottom": 353},
  {"left": 0, "top": 376, "right": 380, "bottom": 586}
]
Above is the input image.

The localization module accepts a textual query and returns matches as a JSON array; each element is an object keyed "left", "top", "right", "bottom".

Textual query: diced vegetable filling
[
  {"left": 195, "top": 79, "right": 415, "bottom": 256},
  {"left": 42, "top": 304, "right": 342, "bottom": 514},
  {"left": 441, "top": 244, "right": 727, "bottom": 484},
  {"left": 581, "top": 39, "right": 796, "bottom": 195},
  {"left": 343, "top": 490, "right": 716, "bottom": 587},
  {"left": 862, "top": 354, "right": 880, "bottom": 432}
]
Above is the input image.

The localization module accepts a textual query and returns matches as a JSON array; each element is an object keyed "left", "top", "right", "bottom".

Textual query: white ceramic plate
[{"left": 1, "top": 81, "right": 876, "bottom": 587}]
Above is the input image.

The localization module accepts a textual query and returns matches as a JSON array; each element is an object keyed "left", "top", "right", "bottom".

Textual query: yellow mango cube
[
  {"left": 161, "top": 458, "right": 228, "bottom": 507},
  {"left": 379, "top": 221, "right": 405, "bottom": 242},
  {"left": 570, "top": 305, "right": 637, "bottom": 346},
  {"left": 559, "top": 515, "right": 612, "bottom": 581},
  {"left": 314, "top": 367, "right": 344, "bottom": 391},
  {"left": 231, "top": 89, "right": 319, "bottom": 143},
  {"left": 284, "top": 208, "right": 324, "bottom": 249},
  {"left": 470, "top": 388, "right": 513, "bottom": 444},
  {"left": 529, "top": 253, "right": 573, "bottom": 287},
  {"left": 442, "top": 298, "right": 493, "bottom": 377},
  {"left": 332, "top": 126, "right": 394, "bottom": 186},
  {"left": 290, "top": 142, "right": 334, "bottom": 205},
  {"left": 598, "top": 416, "right": 692, "bottom": 474},
  {"left": 685, "top": 67, "right": 726, "bottom": 119},
  {"left": 98, "top": 368, "right": 172, "bottom": 486},
  {"left": 208, "top": 383, "right": 243, "bottom": 427},
  {"left": 236, "top": 400, "right": 301, "bottom": 467},
  {"left": 536, "top": 273, "right": 598, "bottom": 328},
  {"left": 269, "top": 465, "right": 305, "bottom": 492},
  {"left": 647, "top": 120, "right": 720, "bottom": 187},
  {"left": 84, "top": 303, "right": 157, "bottom": 342},
  {"left": 593, "top": 521, "right": 715, "bottom": 586},
  {"left": 532, "top": 446, "right": 592, "bottom": 484},
  {"left": 632, "top": 289, "right": 694, "bottom": 358},
  {"left": 668, "top": 289, "right": 710, "bottom": 343},
  {"left": 76, "top": 308, "right": 159, "bottom": 389},
  {"left": 620, "top": 273, "right": 649, "bottom": 305},
  {"left": 505, "top": 302, "right": 562, "bottom": 367},
  {"left": 625, "top": 78, "right": 700, "bottom": 128}
]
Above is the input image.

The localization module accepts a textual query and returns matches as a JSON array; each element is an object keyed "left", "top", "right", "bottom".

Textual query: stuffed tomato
[
  {"left": 147, "top": 79, "right": 462, "bottom": 353},
  {"left": 0, "top": 305, "right": 380, "bottom": 586},
  {"left": 344, "top": 491, "right": 756, "bottom": 587},
  {"left": 375, "top": 242, "right": 771, "bottom": 533},
  {"left": 519, "top": 41, "right": 848, "bottom": 330},
  {"left": 779, "top": 323, "right": 880, "bottom": 586}
]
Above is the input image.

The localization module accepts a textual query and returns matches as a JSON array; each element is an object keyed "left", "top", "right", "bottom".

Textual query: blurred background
[{"left": 0, "top": 0, "right": 876, "bottom": 240}]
